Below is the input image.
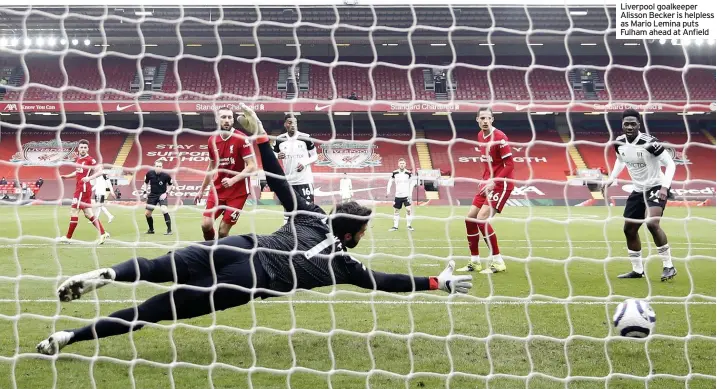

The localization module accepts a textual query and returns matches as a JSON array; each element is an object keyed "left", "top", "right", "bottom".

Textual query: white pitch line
[
  {"left": 0, "top": 299, "right": 713, "bottom": 306},
  {"left": 0, "top": 245, "right": 714, "bottom": 252}
]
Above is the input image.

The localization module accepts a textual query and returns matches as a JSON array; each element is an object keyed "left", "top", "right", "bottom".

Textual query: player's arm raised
[
  {"left": 337, "top": 255, "right": 471, "bottom": 294},
  {"left": 240, "top": 104, "right": 315, "bottom": 213}
]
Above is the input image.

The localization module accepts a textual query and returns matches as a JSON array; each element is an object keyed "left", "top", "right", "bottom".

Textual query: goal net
[{"left": 0, "top": 1, "right": 715, "bottom": 388}]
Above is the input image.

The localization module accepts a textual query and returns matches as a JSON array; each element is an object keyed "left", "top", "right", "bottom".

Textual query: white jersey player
[
  {"left": 339, "top": 173, "right": 353, "bottom": 203},
  {"left": 601, "top": 109, "right": 676, "bottom": 282},
  {"left": 273, "top": 114, "right": 318, "bottom": 204},
  {"left": 92, "top": 172, "right": 115, "bottom": 223},
  {"left": 387, "top": 158, "right": 415, "bottom": 231}
]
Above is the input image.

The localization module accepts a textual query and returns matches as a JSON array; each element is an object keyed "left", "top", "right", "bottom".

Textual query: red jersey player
[
  {"left": 56, "top": 139, "right": 110, "bottom": 244},
  {"left": 195, "top": 107, "right": 257, "bottom": 240},
  {"left": 457, "top": 108, "right": 514, "bottom": 274}
]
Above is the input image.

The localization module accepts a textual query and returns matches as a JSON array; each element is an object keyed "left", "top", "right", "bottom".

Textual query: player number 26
[{"left": 489, "top": 192, "right": 501, "bottom": 202}]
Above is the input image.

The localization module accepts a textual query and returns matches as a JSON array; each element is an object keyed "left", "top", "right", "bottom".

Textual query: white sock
[
  {"left": 657, "top": 244, "right": 673, "bottom": 268},
  {"left": 406, "top": 213, "right": 413, "bottom": 227},
  {"left": 106, "top": 268, "right": 116, "bottom": 280},
  {"left": 628, "top": 249, "right": 643, "bottom": 273},
  {"left": 491, "top": 254, "right": 505, "bottom": 266},
  {"left": 470, "top": 255, "right": 481, "bottom": 264},
  {"left": 393, "top": 214, "right": 399, "bottom": 228},
  {"left": 101, "top": 206, "right": 113, "bottom": 219}
]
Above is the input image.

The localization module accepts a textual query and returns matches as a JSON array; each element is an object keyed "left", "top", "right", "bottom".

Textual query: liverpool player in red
[
  {"left": 56, "top": 139, "right": 110, "bottom": 244},
  {"left": 457, "top": 108, "right": 514, "bottom": 274},
  {"left": 195, "top": 107, "right": 257, "bottom": 240}
]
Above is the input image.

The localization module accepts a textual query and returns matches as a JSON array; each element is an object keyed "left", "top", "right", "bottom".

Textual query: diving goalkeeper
[{"left": 36, "top": 104, "right": 472, "bottom": 355}]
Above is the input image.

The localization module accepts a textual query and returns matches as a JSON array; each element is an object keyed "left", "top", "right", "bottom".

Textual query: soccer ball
[{"left": 612, "top": 299, "right": 656, "bottom": 338}]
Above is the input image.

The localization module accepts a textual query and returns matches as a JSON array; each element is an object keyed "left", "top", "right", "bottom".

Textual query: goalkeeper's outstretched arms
[{"left": 340, "top": 255, "right": 472, "bottom": 294}]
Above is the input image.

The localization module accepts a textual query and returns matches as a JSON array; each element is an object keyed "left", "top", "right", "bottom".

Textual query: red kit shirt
[
  {"left": 208, "top": 129, "right": 255, "bottom": 199},
  {"left": 74, "top": 154, "right": 97, "bottom": 193},
  {"left": 477, "top": 127, "right": 514, "bottom": 188}
]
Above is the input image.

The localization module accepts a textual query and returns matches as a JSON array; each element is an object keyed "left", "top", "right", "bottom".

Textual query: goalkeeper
[{"left": 36, "top": 104, "right": 472, "bottom": 355}]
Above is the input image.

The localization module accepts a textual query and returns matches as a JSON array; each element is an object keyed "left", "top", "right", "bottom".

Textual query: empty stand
[{"left": 0, "top": 56, "right": 713, "bottom": 102}]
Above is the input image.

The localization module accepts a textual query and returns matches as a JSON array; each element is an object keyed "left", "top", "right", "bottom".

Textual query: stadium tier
[{"left": 0, "top": 56, "right": 715, "bottom": 102}]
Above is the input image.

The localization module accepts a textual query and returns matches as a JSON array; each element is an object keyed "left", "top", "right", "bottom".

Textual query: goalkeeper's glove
[
  {"left": 436, "top": 260, "right": 472, "bottom": 294},
  {"left": 237, "top": 103, "right": 266, "bottom": 136}
]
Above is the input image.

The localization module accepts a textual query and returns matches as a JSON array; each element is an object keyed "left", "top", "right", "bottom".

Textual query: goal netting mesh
[{"left": 0, "top": 1, "right": 715, "bottom": 388}]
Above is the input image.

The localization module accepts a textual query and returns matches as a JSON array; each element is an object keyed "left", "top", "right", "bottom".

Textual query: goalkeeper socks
[
  {"left": 89, "top": 216, "right": 105, "bottom": 234},
  {"left": 628, "top": 249, "right": 644, "bottom": 273},
  {"left": 66, "top": 216, "right": 79, "bottom": 239},
  {"left": 393, "top": 214, "right": 400, "bottom": 229},
  {"left": 146, "top": 216, "right": 154, "bottom": 231},
  {"left": 203, "top": 227, "right": 216, "bottom": 241},
  {"left": 163, "top": 213, "right": 172, "bottom": 231},
  {"left": 479, "top": 222, "right": 500, "bottom": 256},
  {"left": 657, "top": 244, "right": 673, "bottom": 268},
  {"left": 465, "top": 219, "right": 480, "bottom": 256}
]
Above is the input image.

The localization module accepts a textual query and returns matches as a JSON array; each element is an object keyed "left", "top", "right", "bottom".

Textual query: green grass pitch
[{"left": 0, "top": 204, "right": 714, "bottom": 389}]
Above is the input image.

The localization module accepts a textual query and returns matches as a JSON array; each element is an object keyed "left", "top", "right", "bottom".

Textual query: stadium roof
[{"left": 1, "top": 6, "right": 616, "bottom": 44}]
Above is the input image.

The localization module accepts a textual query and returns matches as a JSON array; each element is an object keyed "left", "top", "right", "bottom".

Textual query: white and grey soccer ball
[{"left": 613, "top": 299, "right": 656, "bottom": 338}]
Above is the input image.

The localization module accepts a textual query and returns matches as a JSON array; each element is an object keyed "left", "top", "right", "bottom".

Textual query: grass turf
[{"left": 0, "top": 205, "right": 714, "bottom": 389}]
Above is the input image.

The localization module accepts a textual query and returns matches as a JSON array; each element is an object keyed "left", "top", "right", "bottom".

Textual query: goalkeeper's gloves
[
  {"left": 435, "top": 260, "right": 472, "bottom": 294},
  {"left": 238, "top": 103, "right": 266, "bottom": 136}
]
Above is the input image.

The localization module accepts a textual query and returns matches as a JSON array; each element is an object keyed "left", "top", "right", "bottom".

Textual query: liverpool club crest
[
  {"left": 10, "top": 140, "right": 79, "bottom": 166},
  {"left": 316, "top": 141, "right": 382, "bottom": 168}
]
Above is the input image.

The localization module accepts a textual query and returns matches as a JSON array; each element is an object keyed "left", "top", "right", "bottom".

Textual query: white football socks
[
  {"left": 657, "top": 244, "right": 673, "bottom": 268},
  {"left": 628, "top": 249, "right": 643, "bottom": 273}
]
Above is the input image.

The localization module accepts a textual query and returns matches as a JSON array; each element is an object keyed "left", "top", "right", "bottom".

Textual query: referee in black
[
  {"left": 36, "top": 104, "right": 472, "bottom": 355},
  {"left": 143, "top": 160, "right": 173, "bottom": 235}
]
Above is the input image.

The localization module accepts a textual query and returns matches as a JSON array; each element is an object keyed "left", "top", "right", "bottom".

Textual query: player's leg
[
  {"left": 145, "top": 197, "right": 156, "bottom": 234},
  {"left": 389, "top": 198, "right": 401, "bottom": 231},
  {"left": 217, "top": 195, "right": 248, "bottom": 238},
  {"left": 60, "top": 201, "right": 81, "bottom": 241},
  {"left": 619, "top": 192, "right": 647, "bottom": 278},
  {"left": 57, "top": 252, "right": 193, "bottom": 303},
  {"left": 405, "top": 200, "right": 414, "bottom": 231},
  {"left": 160, "top": 202, "right": 172, "bottom": 235},
  {"left": 40, "top": 240, "right": 265, "bottom": 354},
  {"left": 645, "top": 194, "right": 676, "bottom": 281},
  {"left": 477, "top": 187, "right": 510, "bottom": 274},
  {"left": 476, "top": 203, "right": 506, "bottom": 274},
  {"left": 457, "top": 202, "right": 483, "bottom": 272},
  {"left": 201, "top": 193, "right": 220, "bottom": 240},
  {"left": 83, "top": 206, "right": 109, "bottom": 244},
  {"left": 100, "top": 195, "right": 114, "bottom": 223}
]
